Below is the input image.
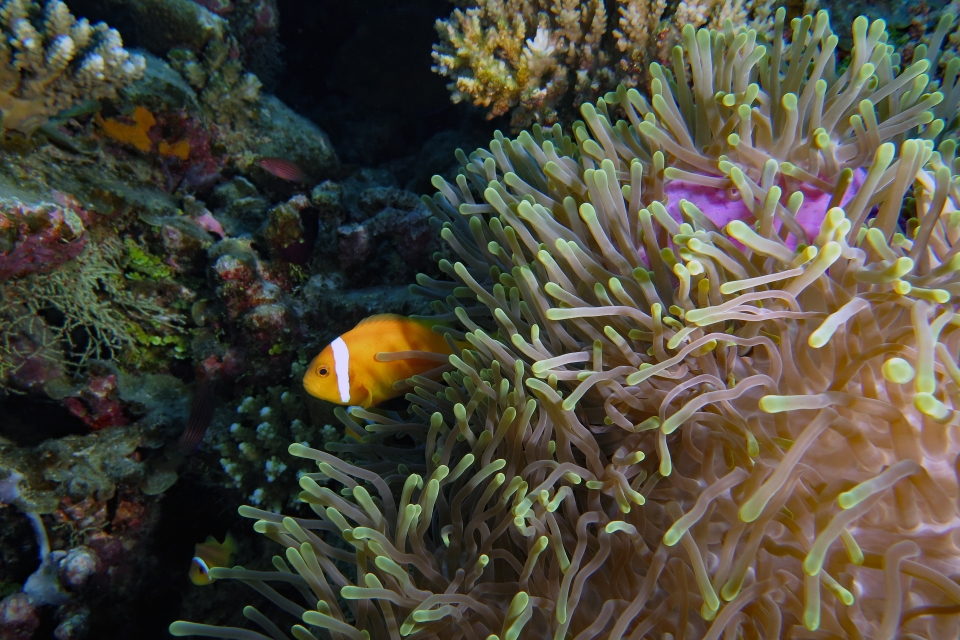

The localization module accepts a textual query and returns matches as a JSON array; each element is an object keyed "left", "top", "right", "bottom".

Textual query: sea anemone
[
  {"left": 619, "top": 9, "right": 942, "bottom": 244},
  {"left": 170, "top": 11, "right": 960, "bottom": 640}
]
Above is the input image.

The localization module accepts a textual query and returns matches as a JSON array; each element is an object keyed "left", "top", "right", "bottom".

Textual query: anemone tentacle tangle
[{"left": 171, "top": 10, "right": 960, "bottom": 640}]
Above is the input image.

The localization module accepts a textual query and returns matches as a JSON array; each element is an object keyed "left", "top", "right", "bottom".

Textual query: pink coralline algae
[
  {"left": 1, "top": 304, "right": 66, "bottom": 392},
  {"left": 53, "top": 607, "right": 90, "bottom": 640},
  {"left": 40, "top": 489, "right": 161, "bottom": 632},
  {"left": 196, "top": 349, "right": 243, "bottom": 383},
  {"left": 158, "top": 112, "right": 222, "bottom": 192},
  {"left": 0, "top": 194, "right": 90, "bottom": 281},
  {"left": 0, "top": 593, "right": 39, "bottom": 640},
  {"left": 210, "top": 240, "right": 300, "bottom": 357},
  {"left": 194, "top": 0, "right": 233, "bottom": 15},
  {"left": 241, "top": 303, "right": 292, "bottom": 347},
  {"left": 62, "top": 375, "right": 129, "bottom": 431},
  {"left": 212, "top": 252, "right": 286, "bottom": 321},
  {"left": 57, "top": 547, "right": 99, "bottom": 592},
  {"left": 250, "top": 0, "right": 278, "bottom": 36}
]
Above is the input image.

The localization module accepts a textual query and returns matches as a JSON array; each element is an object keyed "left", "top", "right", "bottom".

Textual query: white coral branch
[{"left": 0, "top": 0, "right": 145, "bottom": 134}]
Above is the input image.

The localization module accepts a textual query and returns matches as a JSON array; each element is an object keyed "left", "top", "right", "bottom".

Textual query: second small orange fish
[{"left": 188, "top": 533, "right": 236, "bottom": 586}]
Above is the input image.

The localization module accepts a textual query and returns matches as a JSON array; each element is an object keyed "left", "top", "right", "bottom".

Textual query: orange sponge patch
[
  {"left": 159, "top": 139, "right": 191, "bottom": 160},
  {"left": 99, "top": 106, "right": 156, "bottom": 152}
]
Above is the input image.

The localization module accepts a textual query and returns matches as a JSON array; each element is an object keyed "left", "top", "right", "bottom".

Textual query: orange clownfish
[
  {"left": 188, "top": 533, "right": 236, "bottom": 586},
  {"left": 303, "top": 314, "right": 458, "bottom": 408}
]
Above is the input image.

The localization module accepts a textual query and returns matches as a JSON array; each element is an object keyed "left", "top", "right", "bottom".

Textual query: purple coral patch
[
  {"left": 0, "top": 194, "right": 90, "bottom": 281},
  {"left": 663, "top": 170, "right": 866, "bottom": 248}
]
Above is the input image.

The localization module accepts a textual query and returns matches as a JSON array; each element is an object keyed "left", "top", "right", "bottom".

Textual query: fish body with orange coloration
[
  {"left": 303, "top": 314, "right": 457, "bottom": 408},
  {"left": 188, "top": 533, "right": 236, "bottom": 585}
]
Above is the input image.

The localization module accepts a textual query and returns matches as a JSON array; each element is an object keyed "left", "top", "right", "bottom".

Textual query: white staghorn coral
[{"left": 0, "top": 0, "right": 144, "bottom": 134}]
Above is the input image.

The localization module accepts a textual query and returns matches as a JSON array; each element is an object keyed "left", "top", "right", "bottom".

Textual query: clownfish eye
[{"left": 317, "top": 365, "right": 330, "bottom": 377}]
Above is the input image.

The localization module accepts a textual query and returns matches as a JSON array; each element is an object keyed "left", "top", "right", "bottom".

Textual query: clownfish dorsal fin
[
  {"left": 221, "top": 532, "right": 237, "bottom": 555},
  {"left": 354, "top": 314, "right": 409, "bottom": 328},
  {"left": 354, "top": 314, "right": 452, "bottom": 333}
]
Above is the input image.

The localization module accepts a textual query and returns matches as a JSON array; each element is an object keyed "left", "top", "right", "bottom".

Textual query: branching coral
[
  {"left": 670, "top": 0, "right": 819, "bottom": 38},
  {"left": 0, "top": 0, "right": 145, "bottom": 134},
  {"left": 432, "top": 0, "right": 785, "bottom": 129},
  {"left": 432, "top": 0, "right": 603, "bottom": 128},
  {"left": 171, "top": 12, "right": 960, "bottom": 640},
  {"left": 168, "top": 34, "right": 262, "bottom": 126},
  {"left": 215, "top": 384, "right": 337, "bottom": 513}
]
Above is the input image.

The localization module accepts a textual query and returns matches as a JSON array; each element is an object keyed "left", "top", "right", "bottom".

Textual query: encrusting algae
[{"left": 171, "top": 9, "right": 960, "bottom": 640}]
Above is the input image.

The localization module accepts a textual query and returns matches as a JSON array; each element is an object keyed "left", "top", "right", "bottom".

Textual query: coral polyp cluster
[
  {"left": 171, "top": 10, "right": 960, "bottom": 640},
  {"left": 215, "top": 384, "right": 336, "bottom": 513},
  {"left": 0, "top": 0, "right": 145, "bottom": 134}
]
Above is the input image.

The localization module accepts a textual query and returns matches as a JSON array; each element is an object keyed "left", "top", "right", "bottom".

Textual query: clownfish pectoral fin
[{"left": 354, "top": 385, "right": 373, "bottom": 409}]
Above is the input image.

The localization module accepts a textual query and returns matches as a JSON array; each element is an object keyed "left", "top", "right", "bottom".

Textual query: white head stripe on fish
[
  {"left": 331, "top": 337, "right": 351, "bottom": 403},
  {"left": 193, "top": 557, "right": 210, "bottom": 573}
]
